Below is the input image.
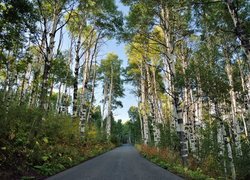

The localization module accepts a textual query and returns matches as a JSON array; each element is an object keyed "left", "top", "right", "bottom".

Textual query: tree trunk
[
  {"left": 174, "top": 92, "right": 188, "bottom": 166},
  {"left": 86, "top": 53, "right": 98, "bottom": 123},
  {"left": 72, "top": 33, "right": 82, "bottom": 118},
  {"left": 3, "top": 51, "right": 11, "bottom": 102},
  {"left": 49, "top": 78, "right": 54, "bottom": 110},
  {"left": 146, "top": 63, "right": 160, "bottom": 145},
  {"left": 5, "top": 70, "right": 14, "bottom": 121},
  {"left": 215, "top": 101, "right": 236, "bottom": 180},
  {"left": 79, "top": 48, "right": 91, "bottom": 134},
  {"left": 160, "top": 3, "right": 188, "bottom": 165},
  {"left": 238, "top": 60, "right": 250, "bottom": 137},
  {"left": 152, "top": 65, "right": 163, "bottom": 145},
  {"left": 19, "top": 73, "right": 27, "bottom": 105},
  {"left": 102, "top": 78, "right": 108, "bottom": 129},
  {"left": 86, "top": 67, "right": 96, "bottom": 123},
  {"left": 40, "top": 8, "right": 60, "bottom": 110},
  {"left": 226, "top": 0, "right": 250, "bottom": 64},
  {"left": 106, "top": 63, "right": 113, "bottom": 137},
  {"left": 225, "top": 56, "right": 242, "bottom": 156},
  {"left": 19, "top": 61, "right": 31, "bottom": 105},
  {"left": 140, "top": 64, "right": 150, "bottom": 144},
  {"left": 57, "top": 82, "right": 62, "bottom": 113},
  {"left": 215, "top": 102, "right": 228, "bottom": 177},
  {"left": 138, "top": 97, "right": 144, "bottom": 142}
]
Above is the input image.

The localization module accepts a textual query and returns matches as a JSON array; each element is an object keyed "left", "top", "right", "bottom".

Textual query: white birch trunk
[
  {"left": 196, "top": 79, "right": 203, "bottom": 128},
  {"left": 188, "top": 90, "right": 197, "bottom": 154},
  {"left": 140, "top": 64, "right": 150, "bottom": 144},
  {"left": 215, "top": 102, "right": 236, "bottom": 180},
  {"left": 225, "top": 61, "right": 242, "bottom": 156},
  {"left": 72, "top": 24, "right": 84, "bottom": 118},
  {"left": 40, "top": 4, "right": 61, "bottom": 109},
  {"left": 79, "top": 49, "right": 91, "bottom": 135},
  {"left": 19, "top": 62, "right": 32, "bottom": 105},
  {"left": 174, "top": 95, "right": 189, "bottom": 166},
  {"left": 102, "top": 81, "right": 108, "bottom": 129},
  {"left": 106, "top": 64, "right": 113, "bottom": 137},
  {"left": 153, "top": 84, "right": 162, "bottom": 145},
  {"left": 238, "top": 61, "right": 250, "bottom": 137},
  {"left": 138, "top": 101, "right": 145, "bottom": 142},
  {"left": 160, "top": 3, "right": 188, "bottom": 165},
  {"left": 86, "top": 58, "right": 97, "bottom": 123},
  {"left": 217, "top": 114, "right": 228, "bottom": 176},
  {"left": 146, "top": 64, "right": 160, "bottom": 145},
  {"left": 56, "top": 82, "right": 62, "bottom": 112}
]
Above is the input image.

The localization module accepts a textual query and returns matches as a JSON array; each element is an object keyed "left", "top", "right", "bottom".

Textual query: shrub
[
  {"left": 0, "top": 104, "right": 115, "bottom": 179},
  {"left": 136, "top": 144, "right": 212, "bottom": 180}
]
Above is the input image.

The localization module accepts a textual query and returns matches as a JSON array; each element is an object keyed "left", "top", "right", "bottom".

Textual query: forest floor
[{"left": 47, "top": 144, "right": 182, "bottom": 180}]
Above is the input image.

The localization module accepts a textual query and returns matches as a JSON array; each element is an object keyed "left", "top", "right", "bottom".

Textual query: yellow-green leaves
[
  {"left": 1, "top": 146, "right": 7, "bottom": 150},
  {"left": 43, "top": 137, "right": 49, "bottom": 144},
  {"left": 42, "top": 155, "right": 49, "bottom": 161},
  {"left": 86, "top": 0, "right": 96, "bottom": 7}
]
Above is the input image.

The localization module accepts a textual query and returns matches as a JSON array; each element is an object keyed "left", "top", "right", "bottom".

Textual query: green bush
[{"left": 0, "top": 104, "right": 115, "bottom": 179}]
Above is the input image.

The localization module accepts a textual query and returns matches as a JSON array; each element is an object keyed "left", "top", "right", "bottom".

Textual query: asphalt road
[{"left": 47, "top": 144, "right": 183, "bottom": 180}]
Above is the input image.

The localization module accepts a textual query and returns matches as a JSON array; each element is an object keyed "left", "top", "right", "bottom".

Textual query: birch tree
[
  {"left": 98, "top": 53, "right": 124, "bottom": 137},
  {"left": 36, "top": 0, "right": 74, "bottom": 109}
]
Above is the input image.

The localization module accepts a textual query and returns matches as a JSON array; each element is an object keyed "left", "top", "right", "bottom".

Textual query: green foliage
[
  {"left": 66, "top": 0, "right": 123, "bottom": 38},
  {"left": 0, "top": 101, "right": 115, "bottom": 178},
  {"left": 198, "top": 122, "right": 223, "bottom": 177},
  {"left": 128, "top": 120, "right": 141, "bottom": 144},
  {"left": 128, "top": 106, "right": 142, "bottom": 143},
  {"left": 0, "top": 0, "right": 37, "bottom": 50},
  {"left": 50, "top": 51, "right": 73, "bottom": 85},
  {"left": 235, "top": 141, "right": 250, "bottom": 178},
  {"left": 111, "top": 119, "right": 123, "bottom": 144},
  {"left": 0, "top": 0, "right": 249, "bottom": 179},
  {"left": 159, "top": 124, "right": 179, "bottom": 150},
  {"left": 98, "top": 53, "right": 125, "bottom": 110}
]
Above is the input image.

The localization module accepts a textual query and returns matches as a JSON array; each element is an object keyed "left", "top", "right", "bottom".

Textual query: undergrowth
[
  {"left": 0, "top": 104, "right": 115, "bottom": 179},
  {"left": 135, "top": 144, "right": 215, "bottom": 180}
]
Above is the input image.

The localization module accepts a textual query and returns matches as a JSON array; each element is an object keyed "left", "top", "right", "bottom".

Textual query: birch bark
[
  {"left": 40, "top": 4, "right": 61, "bottom": 109},
  {"left": 160, "top": 3, "right": 188, "bottom": 165},
  {"left": 72, "top": 27, "right": 83, "bottom": 118},
  {"left": 215, "top": 101, "right": 236, "bottom": 180},
  {"left": 146, "top": 63, "right": 160, "bottom": 145},
  {"left": 225, "top": 57, "right": 242, "bottom": 155},
  {"left": 140, "top": 63, "right": 150, "bottom": 144},
  {"left": 106, "top": 63, "right": 113, "bottom": 137}
]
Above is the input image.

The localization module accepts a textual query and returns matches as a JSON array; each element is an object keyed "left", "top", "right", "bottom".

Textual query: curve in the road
[{"left": 47, "top": 144, "right": 183, "bottom": 180}]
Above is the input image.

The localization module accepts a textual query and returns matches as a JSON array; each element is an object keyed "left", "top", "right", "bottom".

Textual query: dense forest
[{"left": 0, "top": 0, "right": 249, "bottom": 179}]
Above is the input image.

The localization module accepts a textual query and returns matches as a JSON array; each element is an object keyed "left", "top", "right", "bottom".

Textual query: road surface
[{"left": 47, "top": 144, "right": 183, "bottom": 180}]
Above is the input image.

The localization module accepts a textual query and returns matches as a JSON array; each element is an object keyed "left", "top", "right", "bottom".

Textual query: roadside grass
[{"left": 135, "top": 144, "right": 215, "bottom": 180}]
